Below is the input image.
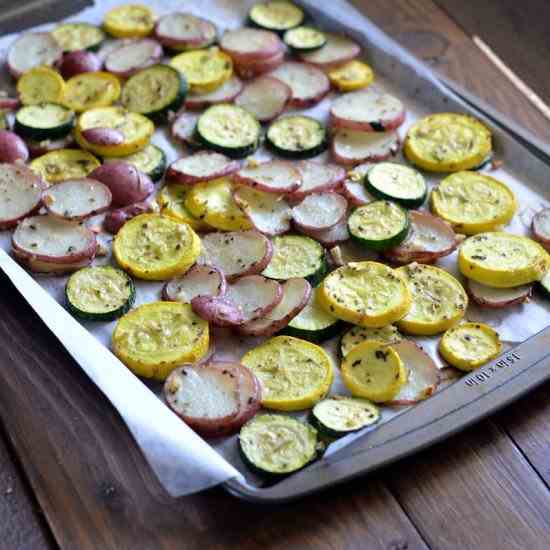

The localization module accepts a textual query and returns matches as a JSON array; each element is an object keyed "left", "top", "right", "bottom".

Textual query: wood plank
[{"left": 0, "top": 273, "right": 429, "bottom": 550}]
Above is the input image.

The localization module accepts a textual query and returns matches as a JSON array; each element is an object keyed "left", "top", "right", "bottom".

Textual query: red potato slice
[
  {"left": 103, "top": 201, "right": 154, "bottom": 234},
  {"left": 12, "top": 215, "right": 97, "bottom": 265},
  {"left": 332, "top": 130, "right": 400, "bottom": 165},
  {"left": 97, "top": 39, "right": 134, "bottom": 63},
  {"left": 0, "top": 164, "right": 44, "bottom": 229},
  {"left": 467, "top": 279, "right": 532, "bottom": 308},
  {"left": 7, "top": 32, "right": 62, "bottom": 79},
  {"left": 197, "top": 230, "right": 273, "bottom": 281},
  {"left": 269, "top": 62, "right": 330, "bottom": 108},
  {"left": 292, "top": 192, "right": 348, "bottom": 231},
  {"left": 60, "top": 50, "right": 102, "bottom": 78},
  {"left": 226, "top": 275, "right": 282, "bottom": 322},
  {"left": 27, "top": 135, "right": 75, "bottom": 157},
  {"left": 14, "top": 253, "right": 94, "bottom": 274},
  {"left": 235, "top": 161, "right": 302, "bottom": 194},
  {"left": 226, "top": 365, "right": 262, "bottom": 430},
  {"left": 238, "top": 277, "right": 311, "bottom": 337},
  {"left": 235, "top": 76, "right": 290, "bottom": 122},
  {"left": 234, "top": 49, "right": 285, "bottom": 80},
  {"left": 329, "top": 240, "right": 378, "bottom": 267},
  {"left": 171, "top": 110, "right": 201, "bottom": 149},
  {"left": 42, "top": 178, "right": 112, "bottom": 221},
  {"left": 384, "top": 211, "right": 460, "bottom": 265},
  {"left": 0, "top": 96, "right": 20, "bottom": 110},
  {"left": 164, "top": 362, "right": 243, "bottom": 437},
  {"left": 0, "top": 130, "right": 29, "bottom": 163},
  {"left": 341, "top": 179, "right": 373, "bottom": 206},
  {"left": 162, "top": 264, "right": 226, "bottom": 303},
  {"left": 299, "top": 217, "right": 350, "bottom": 248},
  {"left": 166, "top": 152, "right": 240, "bottom": 184},
  {"left": 233, "top": 186, "right": 292, "bottom": 236},
  {"left": 220, "top": 28, "right": 283, "bottom": 63},
  {"left": 155, "top": 13, "right": 216, "bottom": 48},
  {"left": 299, "top": 33, "right": 360, "bottom": 69},
  {"left": 104, "top": 39, "right": 162, "bottom": 77},
  {"left": 387, "top": 340, "right": 439, "bottom": 406},
  {"left": 290, "top": 161, "right": 346, "bottom": 200},
  {"left": 81, "top": 127, "right": 125, "bottom": 147},
  {"left": 185, "top": 76, "right": 243, "bottom": 110},
  {"left": 330, "top": 89, "right": 405, "bottom": 132},
  {"left": 531, "top": 208, "right": 550, "bottom": 250},
  {"left": 191, "top": 295, "right": 246, "bottom": 327}
]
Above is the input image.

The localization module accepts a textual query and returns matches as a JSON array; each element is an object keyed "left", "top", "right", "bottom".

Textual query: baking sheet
[{"left": 0, "top": 0, "right": 548, "bottom": 496}]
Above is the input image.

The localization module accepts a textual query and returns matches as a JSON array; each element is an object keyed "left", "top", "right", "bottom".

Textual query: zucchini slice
[
  {"left": 341, "top": 340, "right": 407, "bottom": 403},
  {"left": 282, "top": 287, "right": 342, "bottom": 342},
  {"left": 249, "top": 2, "right": 305, "bottom": 32},
  {"left": 310, "top": 396, "right": 380, "bottom": 438},
  {"left": 319, "top": 261, "right": 411, "bottom": 328},
  {"left": 283, "top": 26, "right": 326, "bottom": 53},
  {"left": 365, "top": 163, "right": 427, "bottom": 208},
  {"left": 113, "top": 213, "right": 201, "bottom": 280},
  {"left": 404, "top": 113, "right": 493, "bottom": 172},
  {"left": 112, "top": 302, "right": 209, "bottom": 380},
  {"left": 266, "top": 115, "right": 327, "bottom": 159},
  {"left": 63, "top": 72, "right": 121, "bottom": 113},
  {"left": 105, "top": 144, "right": 166, "bottom": 182},
  {"left": 299, "top": 33, "right": 360, "bottom": 69},
  {"left": 539, "top": 270, "right": 550, "bottom": 298},
  {"left": 15, "top": 103, "right": 75, "bottom": 141},
  {"left": 458, "top": 232, "right": 548, "bottom": 288},
  {"left": 103, "top": 4, "right": 155, "bottom": 39},
  {"left": 66, "top": 266, "right": 135, "bottom": 321},
  {"left": 30, "top": 148, "right": 100, "bottom": 184},
  {"left": 431, "top": 172, "right": 517, "bottom": 235},
  {"left": 340, "top": 325, "right": 402, "bottom": 357},
  {"left": 16, "top": 66, "right": 65, "bottom": 105},
  {"left": 52, "top": 22, "right": 106, "bottom": 52},
  {"left": 348, "top": 200, "right": 410, "bottom": 251},
  {"left": 396, "top": 263, "right": 468, "bottom": 336},
  {"left": 121, "top": 64, "right": 187, "bottom": 122},
  {"left": 439, "top": 322, "right": 502, "bottom": 372},
  {"left": 241, "top": 335, "right": 334, "bottom": 411},
  {"left": 239, "top": 414, "right": 317, "bottom": 476},
  {"left": 262, "top": 234, "right": 327, "bottom": 286},
  {"left": 196, "top": 104, "right": 260, "bottom": 159},
  {"left": 328, "top": 60, "right": 374, "bottom": 92}
]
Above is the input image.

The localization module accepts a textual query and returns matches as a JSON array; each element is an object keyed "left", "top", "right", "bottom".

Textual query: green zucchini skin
[
  {"left": 280, "top": 320, "right": 344, "bottom": 343},
  {"left": 247, "top": 3, "right": 305, "bottom": 33},
  {"left": 348, "top": 200, "right": 410, "bottom": 251},
  {"left": 471, "top": 153, "right": 494, "bottom": 171},
  {"left": 266, "top": 116, "right": 328, "bottom": 160},
  {"left": 65, "top": 266, "right": 135, "bottom": 322},
  {"left": 14, "top": 103, "right": 75, "bottom": 141},
  {"left": 104, "top": 144, "right": 167, "bottom": 182},
  {"left": 538, "top": 271, "right": 550, "bottom": 298},
  {"left": 283, "top": 26, "right": 326, "bottom": 53},
  {"left": 307, "top": 253, "right": 329, "bottom": 287}
]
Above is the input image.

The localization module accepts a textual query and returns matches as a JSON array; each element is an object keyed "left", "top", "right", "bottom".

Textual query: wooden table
[{"left": 0, "top": 1, "right": 549, "bottom": 548}]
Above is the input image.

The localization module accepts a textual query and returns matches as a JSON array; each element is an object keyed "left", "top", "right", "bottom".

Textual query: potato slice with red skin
[
  {"left": 234, "top": 49, "right": 284, "bottom": 79},
  {"left": 162, "top": 264, "right": 226, "bottom": 304},
  {"left": 7, "top": 32, "right": 62, "bottom": 79},
  {"left": 185, "top": 76, "right": 243, "bottom": 110},
  {"left": 191, "top": 295, "right": 246, "bottom": 327},
  {"left": 340, "top": 179, "right": 372, "bottom": 206},
  {"left": 332, "top": 130, "right": 400, "bottom": 166},
  {"left": 234, "top": 161, "right": 302, "bottom": 194},
  {"left": 466, "top": 279, "right": 532, "bottom": 308},
  {"left": 60, "top": 50, "right": 102, "bottom": 78},
  {"left": 90, "top": 162, "right": 153, "bottom": 206},
  {"left": 81, "top": 127, "right": 125, "bottom": 146},
  {"left": 299, "top": 33, "right": 360, "bottom": 70},
  {"left": 171, "top": 110, "right": 201, "bottom": 148},
  {"left": 298, "top": 217, "right": 350, "bottom": 248},
  {"left": 27, "top": 135, "right": 75, "bottom": 158},
  {"left": 292, "top": 192, "right": 348, "bottom": 232},
  {"left": 104, "top": 39, "right": 162, "bottom": 77},
  {"left": 290, "top": 161, "right": 346, "bottom": 200},
  {"left": 155, "top": 13, "right": 215, "bottom": 49},
  {"left": 0, "top": 130, "right": 29, "bottom": 163},
  {"left": 220, "top": 28, "right": 283, "bottom": 63},
  {"left": 235, "top": 76, "right": 290, "bottom": 122},
  {"left": 531, "top": 208, "right": 550, "bottom": 251},
  {"left": 166, "top": 152, "right": 240, "bottom": 185},
  {"left": 226, "top": 275, "right": 282, "bottom": 323},
  {"left": 103, "top": 201, "right": 154, "bottom": 234}
]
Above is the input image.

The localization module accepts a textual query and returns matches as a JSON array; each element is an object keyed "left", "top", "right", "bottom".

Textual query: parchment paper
[{"left": 0, "top": 0, "right": 548, "bottom": 496}]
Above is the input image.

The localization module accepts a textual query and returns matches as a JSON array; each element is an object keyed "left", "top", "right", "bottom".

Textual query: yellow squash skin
[
  {"left": 241, "top": 336, "right": 334, "bottom": 411},
  {"left": 396, "top": 263, "right": 468, "bottom": 336},
  {"left": 30, "top": 149, "right": 100, "bottom": 185},
  {"left": 439, "top": 322, "right": 502, "bottom": 371},
  {"left": 184, "top": 177, "right": 252, "bottom": 231},
  {"left": 404, "top": 113, "right": 492, "bottom": 172},
  {"left": 158, "top": 184, "right": 211, "bottom": 231},
  {"left": 431, "top": 172, "right": 517, "bottom": 234},
  {"left": 319, "top": 261, "right": 411, "bottom": 328},
  {"left": 328, "top": 60, "right": 374, "bottom": 92},
  {"left": 112, "top": 302, "right": 209, "bottom": 380},
  {"left": 75, "top": 106, "right": 154, "bottom": 157},
  {"left": 63, "top": 72, "right": 121, "bottom": 112},
  {"left": 17, "top": 66, "right": 66, "bottom": 105},
  {"left": 341, "top": 340, "right": 407, "bottom": 403},
  {"left": 340, "top": 325, "right": 402, "bottom": 357},
  {"left": 458, "top": 232, "right": 549, "bottom": 288},
  {"left": 113, "top": 213, "right": 201, "bottom": 280},
  {"left": 103, "top": 4, "right": 155, "bottom": 38}
]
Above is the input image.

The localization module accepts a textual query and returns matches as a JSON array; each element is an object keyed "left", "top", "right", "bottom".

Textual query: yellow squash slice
[
  {"left": 341, "top": 340, "right": 407, "bottom": 403},
  {"left": 328, "top": 60, "right": 374, "bottom": 92},
  {"left": 319, "top": 261, "right": 411, "bottom": 328},
  {"left": 184, "top": 177, "right": 252, "bottom": 231},
  {"left": 17, "top": 66, "right": 65, "bottom": 105},
  {"left": 170, "top": 48, "right": 232, "bottom": 94},
  {"left": 340, "top": 325, "right": 402, "bottom": 357},
  {"left": 458, "top": 232, "right": 549, "bottom": 288},
  {"left": 113, "top": 213, "right": 201, "bottom": 280},
  {"left": 103, "top": 4, "right": 155, "bottom": 38},
  {"left": 75, "top": 106, "right": 154, "bottom": 157},
  {"left": 241, "top": 335, "right": 334, "bottom": 411},
  {"left": 404, "top": 113, "right": 492, "bottom": 172},
  {"left": 30, "top": 149, "right": 100, "bottom": 184},
  {"left": 112, "top": 302, "right": 209, "bottom": 380},
  {"left": 158, "top": 184, "right": 211, "bottom": 231},
  {"left": 396, "top": 263, "right": 468, "bottom": 335},
  {"left": 64, "top": 72, "right": 121, "bottom": 112},
  {"left": 439, "top": 322, "right": 502, "bottom": 371},
  {"left": 431, "top": 172, "right": 517, "bottom": 234}
]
